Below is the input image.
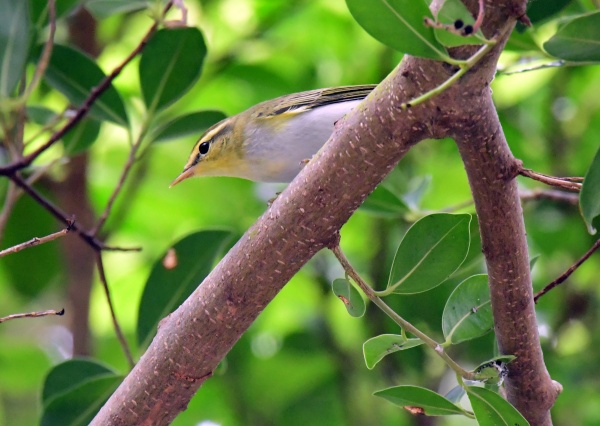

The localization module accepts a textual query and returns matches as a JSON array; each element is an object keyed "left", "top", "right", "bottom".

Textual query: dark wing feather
[{"left": 268, "top": 85, "right": 376, "bottom": 116}]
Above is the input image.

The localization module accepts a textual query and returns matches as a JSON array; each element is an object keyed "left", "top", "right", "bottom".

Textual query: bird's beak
[{"left": 170, "top": 167, "right": 194, "bottom": 188}]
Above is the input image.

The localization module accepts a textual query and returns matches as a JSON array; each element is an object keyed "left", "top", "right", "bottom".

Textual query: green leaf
[
  {"left": 526, "top": 0, "right": 572, "bottom": 25},
  {"left": 529, "top": 254, "right": 540, "bottom": 271},
  {"left": 86, "top": 0, "right": 150, "bottom": 19},
  {"left": 434, "top": 0, "right": 482, "bottom": 47},
  {"left": 442, "top": 274, "right": 493, "bottom": 344},
  {"left": 387, "top": 213, "right": 471, "bottom": 294},
  {"left": 374, "top": 385, "right": 468, "bottom": 416},
  {"left": 63, "top": 119, "right": 101, "bottom": 155},
  {"left": 466, "top": 386, "right": 529, "bottom": 426},
  {"left": 140, "top": 28, "right": 207, "bottom": 114},
  {"left": 363, "top": 334, "right": 423, "bottom": 369},
  {"left": 544, "top": 11, "right": 600, "bottom": 62},
  {"left": 39, "top": 44, "right": 129, "bottom": 126},
  {"left": 332, "top": 278, "right": 365, "bottom": 317},
  {"left": 41, "top": 359, "right": 122, "bottom": 426},
  {"left": 345, "top": 0, "right": 446, "bottom": 60},
  {"left": 151, "top": 110, "right": 227, "bottom": 143},
  {"left": 360, "top": 185, "right": 408, "bottom": 217},
  {"left": 473, "top": 356, "right": 516, "bottom": 385},
  {"left": 0, "top": 0, "right": 30, "bottom": 97},
  {"left": 444, "top": 386, "right": 466, "bottom": 404},
  {"left": 137, "top": 230, "right": 234, "bottom": 349},
  {"left": 27, "top": 106, "right": 58, "bottom": 125},
  {"left": 401, "top": 175, "right": 431, "bottom": 211},
  {"left": 29, "top": 0, "right": 80, "bottom": 27},
  {"left": 580, "top": 145, "right": 600, "bottom": 234}
]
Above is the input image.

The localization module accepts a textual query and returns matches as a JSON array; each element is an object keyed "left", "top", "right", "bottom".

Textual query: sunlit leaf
[
  {"left": 466, "top": 386, "right": 529, "bottom": 426},
  {"left": 39, "top": 44, "right": 129, "bottom": 126},
  {"left": 137, "top": 230, "right": 234, "bottom": 349},
  {"left": 473, "top": 356, "right": 515, "bottom": 385},
  {"left": 374, "top": 385, "right": 468, "bottom": 416},
  {"left": 41, "top": 359, "right": 122, "bottom": 426},
  {"left": 387, "top": 213, "right": 471, "bottom": 294},
  {"left": 151, "top": 110, "right": 227, "bottom": 143},
  {"left": 434, "top": 0, "right": 481, "bottom": 47},
  {"left": 345, "top": 0, "right": 446, "bottom": 60},
  {"left": 140, "top": 28, "right": 207, "bottom": 113},
  {"left": 544, "top": 11, "right": 600, "bottom": 62},
  {"left": 442, "top": 274, "right": 493, "bottom": 344},
  {"left": 363, "top": 334, "right": 423, "bottom": 369},
  {"left": 332, "top": 278, "right": 365, "bottom": 317},
  {"left": 580, "top": 145, "right": 600, "bottom": 234},
  {"left": 0, "top": 0, "right": 30, "bottom": 97}
]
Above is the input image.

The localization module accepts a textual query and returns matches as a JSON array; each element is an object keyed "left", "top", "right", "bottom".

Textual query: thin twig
[
  {"left": 0, "top": 226, "right": 70, "bottom": 257},
  {"left": 0, "top": 1, "right": 173, "bottom": 177},
  {"left": 91, "top": 131, "right": 147, "bottom": 236},
  {"left": 534, "top": 238, "right": 600, "bottom": 303},
  {"left": 519, "top": 168, "right": 582, "bottom": 192},
  {"left": 95, "top": 252, "right": 135, "bottom": 369},
  {"left": 520, "top": 188, "right": 579, "bottom": 205},
  {"left": 330, "top": 242, "right": 475, "bottom": 380},
  {"left": 24, "top": 0, "right": 56, "bottom": 99},
  {"left": 0, "top": 308, "right": 64, "bottom": 324}
]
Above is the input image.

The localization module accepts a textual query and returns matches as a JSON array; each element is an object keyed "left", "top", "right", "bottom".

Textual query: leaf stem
[{"left": 330, "top": 244, "right": 475, "bottom": 380}]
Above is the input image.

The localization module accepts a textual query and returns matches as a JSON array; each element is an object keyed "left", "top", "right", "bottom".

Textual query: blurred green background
[{"left": 1, "top": 0, "right": 599, "bottom": 425}]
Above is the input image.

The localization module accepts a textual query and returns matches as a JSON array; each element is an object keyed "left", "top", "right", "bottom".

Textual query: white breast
[{"left": 244, "top": 100, "right": 362, "bottom": 182}]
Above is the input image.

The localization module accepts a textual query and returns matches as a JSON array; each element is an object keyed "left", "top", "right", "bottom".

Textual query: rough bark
[{"left": 92, "top": 1, "right": 558, "bottom": 424}]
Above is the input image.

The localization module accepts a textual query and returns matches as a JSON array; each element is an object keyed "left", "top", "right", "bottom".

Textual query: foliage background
[{"left": 0, "top": 0, "right": 599, "bottom": 425}]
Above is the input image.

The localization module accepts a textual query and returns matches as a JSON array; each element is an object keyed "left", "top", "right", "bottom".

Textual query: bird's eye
[{"left": 198, "top": 141, "right": 210, "bottom": 155}]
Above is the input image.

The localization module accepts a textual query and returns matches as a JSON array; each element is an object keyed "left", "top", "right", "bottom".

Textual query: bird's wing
[{"left": 267, "top": 85, "right": 377, "bottom": 117}]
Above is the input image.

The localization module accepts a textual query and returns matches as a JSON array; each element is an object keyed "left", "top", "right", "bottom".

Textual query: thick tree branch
[{"left": 451, "top": 95, "right": 559, "bottom": 425}]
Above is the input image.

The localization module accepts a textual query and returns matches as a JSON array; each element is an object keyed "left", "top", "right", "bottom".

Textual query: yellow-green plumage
[{"left": 171, "top": 85, "right": 376, "bottom": 185}]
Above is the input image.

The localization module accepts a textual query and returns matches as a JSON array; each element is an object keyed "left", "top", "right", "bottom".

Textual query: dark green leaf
[
  {"left": 387, "top": 213, "right": 471, "bottom": 294},
  {"left": 0, "top": 0, "right": 30, "bottom": 97},
  {"left": 29, "top": 0, "right": 80, "bottom": 26},
  {"left": 332, "top": 278, "right": 365, "bottom": 317},
  {"left": 345, "top": 0, "right": 446, "bottom": 60},
  {"left": 27, "top": 106, "right": 58, "bottom": 125},
  {"left": 360, "top": 185, "right": 408, "bottom": 217},
  {"left": 2, "top": 196, "right": 62, "bottom": 297},
  {"left": 442, "top": 274, "right": 493, "bottom": 344},
  {"left": 42, "top": 359, "right": 117, "bottom": 406},
  {"left": 86, "top": 0, "right": 150, "bottom": 19},
  {"left": 151, "top": 110, "right": 227, "bottom": 143},
  {"left": 434, "top": 0, "right": 482, "bottom": 47},
  {"left": 374, "top": 385, "right": 468, "bottom": 416},
  {"left": 363, "top": 334, "right": 423, "bottom": 369},
  {"left": 544, "top": 11, "right": 600, "bottom": 62},
  {"left": 466, "top": 386, "right": 529, "bottom": 426},
  {"left": 137, "top": 230, "right": 234, "bottom": 349},
  {"left": 505, "top": 30, "right": 541, "bottom": 53},
  {"left": 42, "top": 375, "right": 122, "bottom": 426},
  {"left": 140, "top": 28, "right": 207, "bottom": 113},
  {"left": 580, "top": 145, "right": 600, "bottom": 234},
  {"left": 526, "top": 0, "right": 572, "bottom": 25},
  {"left": 63, "top": 119, "right": 101, "bottom": 155},
  {"left": 39, "top": 44, "right": 129, "bottom": 125}
]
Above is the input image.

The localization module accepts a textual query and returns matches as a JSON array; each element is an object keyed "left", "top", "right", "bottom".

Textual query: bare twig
[
  {"left": 0, "top": 308, "right": 64, "bottom": 324},
  {"left": 24, "top": 0, "right": 56, "bottom": 99},
  {"left": 520, "top": 188, "right": 579, "bottom": 205},
  {"left": 519, "top": 168, "right": 582, "bottom": 192},
  {"left": 329, "top": 242, "right": 475, "bottom": 380},
  {"left": 0, "top": 226, "right": 70, "bottom": 257},
  {"left": 95, "top": 252, "right": 135, "bottom": 369},
  {"left": 0, "top": 1, "right": 173, "bottom": 177},
  {"left": 534, "top": 238, "right": 600, "bottom": 303},
  {"left": 91, "top": 133, "right": 146, "bottom": 236}
]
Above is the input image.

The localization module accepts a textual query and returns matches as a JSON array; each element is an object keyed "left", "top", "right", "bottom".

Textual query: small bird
[{"left": 170, "top": 85, "right": 376, "bottom": 186}]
